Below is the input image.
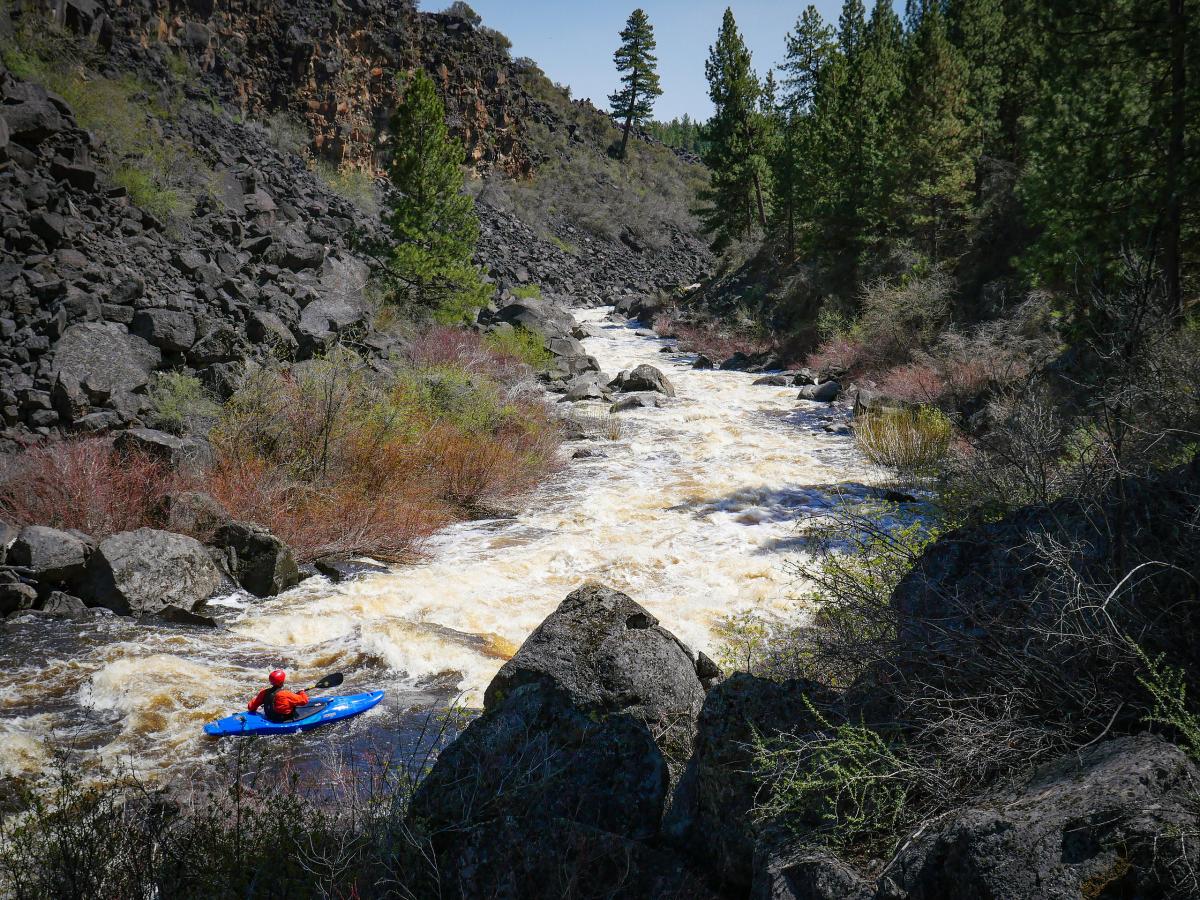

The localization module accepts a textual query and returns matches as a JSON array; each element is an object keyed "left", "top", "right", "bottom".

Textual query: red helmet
[{"left": 269, "top": 670, "right": 286, "bottom": 687}]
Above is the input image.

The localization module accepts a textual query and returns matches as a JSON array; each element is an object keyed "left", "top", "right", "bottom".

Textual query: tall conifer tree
[
  {"left": 609, "top": 9, "right": 664, "bottom": 161},
  {"left": 385, "top": 70, "right": 488, "bottom": 321},
  {"left": 699, "top": 7, "right": 770, "bottom": 251}
]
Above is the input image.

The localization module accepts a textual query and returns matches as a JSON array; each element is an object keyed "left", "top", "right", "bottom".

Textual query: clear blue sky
[{"left": 418, "top": 1, "right": 857, "bottom": 121}]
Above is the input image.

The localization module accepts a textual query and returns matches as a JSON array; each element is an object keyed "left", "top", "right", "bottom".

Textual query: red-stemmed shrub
[
  {"left": 0, "top": 438, "right": 185, "bottom": 538},
  {"left": 807, "top": 336, "right": 868, "bottom": 377}
]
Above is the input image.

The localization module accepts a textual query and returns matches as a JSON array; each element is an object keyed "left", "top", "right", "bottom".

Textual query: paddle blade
[{"left": 312, "top": 672, "right": 344, "bottom": 691}]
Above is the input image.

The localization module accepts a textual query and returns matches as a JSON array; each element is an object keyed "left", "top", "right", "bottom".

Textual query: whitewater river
[{"left": 0, "top": 308, "right": 884, "bottom": 779}]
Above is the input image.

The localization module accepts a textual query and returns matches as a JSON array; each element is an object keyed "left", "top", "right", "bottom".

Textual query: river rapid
[{"left": 0, "top": 308, "right": 883, "bottom": 780}]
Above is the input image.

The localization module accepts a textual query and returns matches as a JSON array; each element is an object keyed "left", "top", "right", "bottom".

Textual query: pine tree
[
  {"left": 774, "top": 6, "right": 838, "bottom": 257},
  {"left": 895, "top": 3, "right": 976, "bottom": 260},
  {"left": 1018, "top": 0, "right": 1198, "bottom": 317},
  {"left": 780, "top": 5, "right": 837, "bottom": 114},
  {"left": 384, "top": 69, "right": 488, "bottom": 322},
  {"left": 699, "top": 7, "right": 769, "bottom": 251},
  {"left": 609, "top": 9, "right": 664, "bottom": 161}
]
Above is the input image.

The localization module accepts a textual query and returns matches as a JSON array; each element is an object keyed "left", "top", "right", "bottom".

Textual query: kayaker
[{"left": 247, "top": 670, "right": 309, "bottom": 723}]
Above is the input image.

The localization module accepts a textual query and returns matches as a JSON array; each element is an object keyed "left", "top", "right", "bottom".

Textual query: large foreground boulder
[
  {"left": 877, "top": 734, "right": 1200, "bottom": 899},
  {"left": 407, "top": 583, "right": 710, "bottom": 898},
  {"left": 82, "top": 528, "right": 225, "bottom": 616}
]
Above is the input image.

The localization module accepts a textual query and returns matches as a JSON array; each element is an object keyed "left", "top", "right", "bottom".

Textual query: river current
[{"left": 0, "top": 308, "right": 882, "bottom": 779}]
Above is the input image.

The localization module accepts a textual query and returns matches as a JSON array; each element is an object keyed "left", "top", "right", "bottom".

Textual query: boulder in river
[
  {"left": 211, "top": 521, "right": 301, "bottom": 598},
  {"left": 613, "top": 364, "right": 675, "bottom": 397},
  {"left": 83, "top": 528, "right": 225, "bottom": 616},
  {"left": 799, "top": 381, "right": 842, "bottom": 403},
  {"left": 8, "top": 525, "right": 91, "bottom": 585},
  {"left": 611, "top": 392, "right": 665, "bottom": 413},
  {"left": 0, "top": 580, "right": 37, "bottom": 615}
]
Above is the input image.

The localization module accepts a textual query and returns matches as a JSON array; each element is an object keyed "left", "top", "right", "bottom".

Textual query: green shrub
[
  {"left": 716, "top": 511, "right": 941, "bottom": 684},
  {"left": 1133, "top": 642, "right": 1200, "bottom": 761},
  {"left": 482, "top": 328, "right": 552, "bottom": 370},
  {"left": 854, "top": 406, "right": 953, "bottom": 474},
  {"left": 114, "top": 168, "right": 193, "bottom": 220},
  {"left": 2, "top": 30, "right": 202, "bottom": 222},
  {"left": 147, "top": 373, "right": 220, "bottom": 435},
  {"left": 510, "top": 283, "right": 542, "bottom": 300},
  {"left": 752, "top": 697, "right": 914, "bottom": 848}
]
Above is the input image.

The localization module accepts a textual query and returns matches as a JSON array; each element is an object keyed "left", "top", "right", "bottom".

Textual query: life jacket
[{"left": 259, "top": 685, "right": 290, "bottom": 723}]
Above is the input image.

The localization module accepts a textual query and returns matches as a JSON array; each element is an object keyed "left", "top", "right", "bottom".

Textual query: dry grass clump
[{"left": 854, "top": 407, "right": 954, "bottom": 474}]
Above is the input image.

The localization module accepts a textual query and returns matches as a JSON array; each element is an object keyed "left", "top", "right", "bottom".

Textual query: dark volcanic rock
[
  {"left": 877, "top": 735, "right": 1200, "bottom": 899},
  {"left": 158, "top": 491, "right": 230, "bottom": 536},
  {"left": 0, "top": 581, "right": 38, "bottom": 615},
  {"left": 798, "top": 381, "right": 842, "bottom": 403},
  {"left": 39, "top": 591, "right": 89, "bottom": 619},
  {"left": 211, "top": 521, "right": 301, "bottom": 598},
  {"left": 115, "top": 427, "right": 206, "bottom": 469},
  {"left": 752, "top": 847, "right": 873, "bottom": 900},
  {"left": 610, "top": 392, "right": 664, "bottom": 412},
  {"left": 52, "top": 322, "right": 159, "bottom": 418},
  {"left": 130, "top": 309, "right": 197, "bottom": 353},
  {"left": 83, "top": 528, "right": 225, "bottom": 616},
  {"left": 484, "top": 582, "right": 705, "bottom": 727},
  {"left": 408, "top": 583, "right": 709, "bottom": 897},
  {"left": 613, "top": 364, "right": 675, "bottom": 397},
  {"left": 664, "top": 673, "right": 837, "bottom": 891},
  {"left": 8, "top": 525, "right": 91, "bottom": 585}
]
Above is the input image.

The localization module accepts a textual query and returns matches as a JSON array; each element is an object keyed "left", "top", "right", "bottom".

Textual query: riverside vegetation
[{"left": 2, "top": 1, "right": 1200, "bottom": 899}]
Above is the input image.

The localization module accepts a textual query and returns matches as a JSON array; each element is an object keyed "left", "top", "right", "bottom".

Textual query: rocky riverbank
[{"left": 403, "top": 501, "right": 1200, "bottom": 900}]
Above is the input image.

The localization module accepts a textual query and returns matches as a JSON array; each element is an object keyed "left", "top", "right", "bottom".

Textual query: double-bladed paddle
[{"left": 299, "top": 672, "right": 344, "bottom": 693}]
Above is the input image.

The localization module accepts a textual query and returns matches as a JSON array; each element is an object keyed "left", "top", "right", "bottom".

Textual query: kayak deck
[{"left": 203, "top": 690, "right": 384, "bottom": 736}]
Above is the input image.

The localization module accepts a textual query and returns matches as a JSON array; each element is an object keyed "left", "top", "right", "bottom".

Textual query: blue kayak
[{"left": 203, "top": 690, "right": 384, "bottom": 736}]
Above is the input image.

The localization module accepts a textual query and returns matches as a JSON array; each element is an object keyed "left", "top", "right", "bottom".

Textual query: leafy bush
[
  {"left": 0, "top": 438, "right": 182, "bottom": 538},
  {"left": 208, "top": 344, "right": 559, "bottom": 561},
  {"left": 147, "top": 373, "right": 220, "bottom": 435},
  {"left": 510, "top": 283, "right": 542, "bottom": 300},
  {"left": 1133, "top": 643, "right": 1200, "bottom": 761},
  {"left": 716, "top": 510, "right": 940, "bottom": 685},
  {"left": 752, "top": 698, "right": 915, "bottom": 848},
  {"left": 483, "top": 327, "right": 554, "bottom": 370},
  {"left": 854, "top": 407, "right": 954, "bottom": 474}
]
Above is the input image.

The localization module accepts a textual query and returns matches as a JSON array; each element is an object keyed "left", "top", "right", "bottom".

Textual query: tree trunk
[
  {"left": 618, "top": 53, "right": 638, "bottom": 161},
  {"left": 1164, "top": 0, "right": 1186, "bottom": 321},
  {"left": 752, "top": 171, "right": 767, "bottom": 227}
]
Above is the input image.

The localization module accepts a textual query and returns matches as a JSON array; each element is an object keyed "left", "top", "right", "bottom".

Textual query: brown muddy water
[{"left": 0, "top": 308, "right": 886, "bottom": 782}]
